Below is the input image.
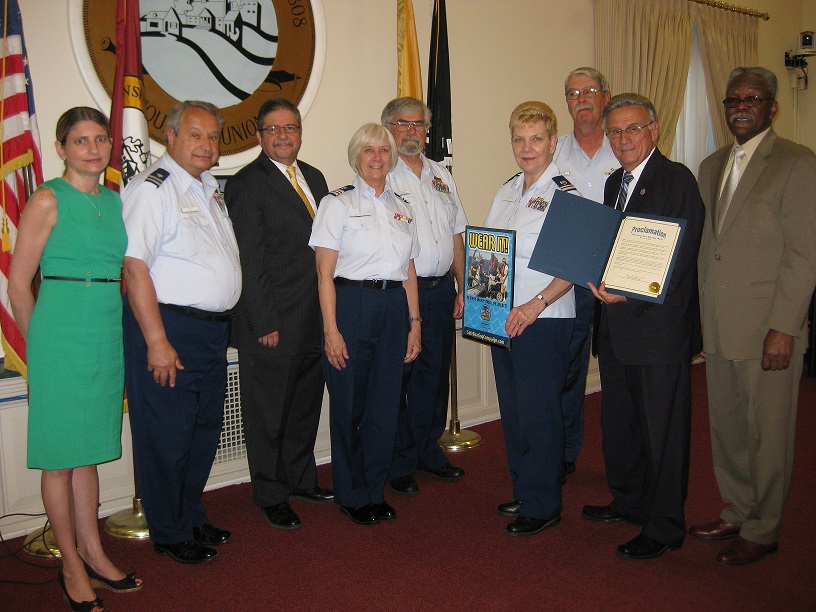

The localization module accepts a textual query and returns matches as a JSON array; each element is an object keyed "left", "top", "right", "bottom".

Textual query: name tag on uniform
[{"left": 182, "top": 207, "right": 200, "bottom": 213}]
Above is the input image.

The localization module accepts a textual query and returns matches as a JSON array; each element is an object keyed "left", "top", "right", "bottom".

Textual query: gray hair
[
  {"left": 380, "top": 97, "right": 431, "bottom": 128},
  {"left": 257, "top": 97, "right": 302, "bottom": 130},
  {"left": 727, "top": 67, "right": 777, "bottom": 99},
  {"left": 603, "top": 93, "right": 657, "bottom": 128},
  {"left": 564, "top": 67, "right": 610, "bottom": 94},
  {"left": 347, "top": 123, "right": 398, "bottom": 173},
  {"left": 165, "top": 101, "right": 224, "bottom": 139}
]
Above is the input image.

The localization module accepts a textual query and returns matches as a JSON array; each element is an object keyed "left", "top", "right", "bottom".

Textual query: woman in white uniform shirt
[
  {"left": 309, "top": 124, "right": 421, "bottom": 526},
  {"left": 485, "top": 101, "right": 577, "bottom": 536}
]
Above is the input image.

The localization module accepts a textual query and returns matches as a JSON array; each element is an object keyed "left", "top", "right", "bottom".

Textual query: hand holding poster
[{"left": 462, "top": 226, "right": 515, "bottom": 349}]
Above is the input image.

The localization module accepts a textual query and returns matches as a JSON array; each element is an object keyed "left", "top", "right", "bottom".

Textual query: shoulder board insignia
[
  {"left": 329, "top": 185, "right": 355, "bottom": 196},
  {"left": 145, "top": 168, "right": 170, "bottom": 188},
  {"left": 395, "top": 192, "right": 410, "bottom": 204},
  {"left": 503, "top": 172, "right": 522, "bottom": 185},
  {"left": 552, "top": 175, "right": 577, "bottom": 191}
]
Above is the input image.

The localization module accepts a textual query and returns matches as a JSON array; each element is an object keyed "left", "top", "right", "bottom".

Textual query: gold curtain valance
[{"left": 688, "top": 0, "right": 769, "bottom": 21}]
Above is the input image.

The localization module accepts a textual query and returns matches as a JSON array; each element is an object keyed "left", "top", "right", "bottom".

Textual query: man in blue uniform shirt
[
  {"left": 553, "top": 67, "right": 619, "bottom": 479},
  {"left": 122, "top": 101, "right": 242, "bottom": 564},
  {"left": 381, "top": 97, "right": 468, "bottom": 496}
]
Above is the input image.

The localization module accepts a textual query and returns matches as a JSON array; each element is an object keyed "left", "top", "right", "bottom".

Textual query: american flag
[{"left": 0, "top": 0, "right": 43, "bottom": 379}]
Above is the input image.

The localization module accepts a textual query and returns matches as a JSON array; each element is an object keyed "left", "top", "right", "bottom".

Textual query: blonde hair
[{"left": 508, "top": 101, "right": 557, "bottom": 138}]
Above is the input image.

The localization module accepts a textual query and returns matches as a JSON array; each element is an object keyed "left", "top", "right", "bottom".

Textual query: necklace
[{"left": 80, "top": 190, "right": 103, "bottom": 220}]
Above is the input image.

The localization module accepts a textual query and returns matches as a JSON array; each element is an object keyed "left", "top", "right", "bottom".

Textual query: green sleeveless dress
[{"left": 26, "top": 178, "right": 128, "bottom": 470}]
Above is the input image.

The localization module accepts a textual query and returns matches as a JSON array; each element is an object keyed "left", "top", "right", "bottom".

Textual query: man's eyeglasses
[
  {"left": 260, "top": 124, "right": 301, "bottom": 135},
  {"left": 390, "top": 120, "right": 428, "bottom": 132},
  {"left": 722, "top": 96, "right": 771, "bottom": 109},
  {"left": 606, "top": 120, "right": 656, "bottom": 140},
  {"left": 566, "top": 87, "right": 602, "bottom": 100}
]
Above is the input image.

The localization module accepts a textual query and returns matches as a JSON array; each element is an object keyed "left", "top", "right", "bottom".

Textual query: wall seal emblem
[{"left": 72, "top": 0, "right": 325, "bottom": 169}]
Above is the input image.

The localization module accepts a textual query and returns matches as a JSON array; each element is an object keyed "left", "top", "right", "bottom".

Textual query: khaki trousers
[{"left": 705, "top": 350, "right": 803, "bottom": 544}]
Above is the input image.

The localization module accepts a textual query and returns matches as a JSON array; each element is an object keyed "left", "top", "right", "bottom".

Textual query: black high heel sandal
[
  {"left": 81, "top": 558, "right": 143, "bottom": 593},
  {"left": 56, "top": 568, "right": 104, "bottom": 612}
]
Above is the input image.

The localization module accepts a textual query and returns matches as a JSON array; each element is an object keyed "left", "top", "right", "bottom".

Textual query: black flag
[{"left": 426, "top": 0, "right": 452, "bottom": 167}]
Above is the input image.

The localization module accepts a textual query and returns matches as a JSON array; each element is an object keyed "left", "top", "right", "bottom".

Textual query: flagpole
[
  {"left": 102, "top": 0, "right": 151, "bottom": 540},
  {"left": 424, "top": 0, "right": 481, "bottom": 452}
]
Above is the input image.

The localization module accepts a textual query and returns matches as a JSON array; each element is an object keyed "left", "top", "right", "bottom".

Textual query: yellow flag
[{"left": 397, "top": 0, "right": 423, "bottom": 99}]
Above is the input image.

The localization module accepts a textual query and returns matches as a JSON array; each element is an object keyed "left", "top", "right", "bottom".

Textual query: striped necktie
[
  {"left": 615, "top": 171, "right": 633, "bottom": 211},
  {"left": 286, "top": 165, "right": 314, "bottom": 219}
]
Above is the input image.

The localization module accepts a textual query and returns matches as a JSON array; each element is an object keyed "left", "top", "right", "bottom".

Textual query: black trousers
[
  {"left": 598, "top": 320, "right": 691, "bottom": 545},
  {"left": 238, "top": 344, "right": 324, "bottom": 507}
]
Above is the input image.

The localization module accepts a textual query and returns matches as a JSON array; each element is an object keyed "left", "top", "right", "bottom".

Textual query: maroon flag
[{"left": 105, "top": 0, "right": 150, "bottom": 192}]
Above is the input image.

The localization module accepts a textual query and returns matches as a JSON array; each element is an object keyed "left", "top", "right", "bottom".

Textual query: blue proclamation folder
[{"left": 528, "top": 190, "right": 685, "bottom": 304}]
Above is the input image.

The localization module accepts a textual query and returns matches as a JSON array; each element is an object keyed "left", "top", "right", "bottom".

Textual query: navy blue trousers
[
  {"left": 561, "top": 286, "right": 595, "bottom": 462},
  {"left": 123, "top": 298, "right": 228, "bottom": 545},
  {"left": 390, "top": 275, "right": 455, "bottom": 478},
  {"left": 492, "top": 317, "right": 573, "bottom": 520},
  {"left": 324, "top": 285, "right": 408, "bottom": 508}
]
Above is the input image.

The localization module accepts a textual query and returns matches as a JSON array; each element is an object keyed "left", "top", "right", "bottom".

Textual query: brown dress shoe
[
  {"left": 716, "top": 536, "right": 778, "bottom": 566},
  {"left": 688, "top": 518, "right": 740, "bottom": 540}
]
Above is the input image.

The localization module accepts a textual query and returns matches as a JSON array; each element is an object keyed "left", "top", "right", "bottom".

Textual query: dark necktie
[{"left": 615, "top": 171, "right": 634, "bottom": 211}]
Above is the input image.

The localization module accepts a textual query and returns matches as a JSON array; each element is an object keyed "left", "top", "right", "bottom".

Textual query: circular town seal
[{"left": 79, "top": 0, "right": 321, "bottom": 160}]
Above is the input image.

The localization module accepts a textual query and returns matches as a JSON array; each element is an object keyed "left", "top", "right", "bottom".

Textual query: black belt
[
  {"left": 160, "top": 303, "right": 232, "bottom": 322},
  {"left": 334, "top": 277, "right": 403, "bottom": 290},
  {"left": 42, "top": 275, "right": 121, "bottom": 283},
  {"left": 416, "top": 275, "right": 446, "bottom": 289}
]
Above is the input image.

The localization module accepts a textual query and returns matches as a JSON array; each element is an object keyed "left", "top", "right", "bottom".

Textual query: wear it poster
[{"left": 462, "top": 226, "right": 515, "bottom": 349}]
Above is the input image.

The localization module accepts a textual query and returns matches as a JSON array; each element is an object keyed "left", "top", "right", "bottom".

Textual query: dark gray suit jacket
[
  {"left": 601, "top": 149, "right": 705, "bottom": 365},
  {"left": 225, "top": 153, "right": 329, "bottom": 355}
]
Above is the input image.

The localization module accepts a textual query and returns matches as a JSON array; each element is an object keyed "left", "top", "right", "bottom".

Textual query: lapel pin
[{"left": 639, "top": 188, "right": 646, "bottom": 195}]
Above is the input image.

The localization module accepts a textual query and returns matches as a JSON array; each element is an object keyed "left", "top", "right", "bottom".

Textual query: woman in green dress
[{"left": 9, "top": 107, "right": 142, "bottom": 612}]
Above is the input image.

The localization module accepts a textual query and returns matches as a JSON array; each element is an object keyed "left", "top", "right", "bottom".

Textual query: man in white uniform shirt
[
  {"left": 552, "top": 68, "right": 619, "bottom": 479},
  {"left": 122, "top": 101, "right": 242, "bottom": 565},
  {"left": 381, "top": 97, "right": 468, "bottom": 496}
]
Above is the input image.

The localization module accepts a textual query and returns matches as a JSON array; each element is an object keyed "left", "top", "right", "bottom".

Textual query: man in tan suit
[{"left": 691, "top": 67, "right": 816, "bottom": 565}]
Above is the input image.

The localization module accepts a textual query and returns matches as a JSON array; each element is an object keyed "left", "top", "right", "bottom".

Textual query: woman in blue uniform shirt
[
  {"left": 484, "top": 101, "right": 577, "bottom": 536},
  {"left": 309, "top": 123, "right": 421, "bottom": 526}
]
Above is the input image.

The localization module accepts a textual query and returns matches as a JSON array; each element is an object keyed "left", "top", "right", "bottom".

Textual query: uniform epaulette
[
  {"left": 552, "top": 175, "right": 577, "bottom": 191},
  {"left": 329, "top": 185, "right": 354, "bottom": 196},
  {"left": 145, "top": 168, "right": 170, "bottom": 188},
  {"left": 504, "top": 172, "right": 522, "bottom": 185}
]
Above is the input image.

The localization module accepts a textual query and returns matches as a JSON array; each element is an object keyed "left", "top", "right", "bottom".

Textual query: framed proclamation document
[
  {"left": 528, "top": 190, "right": 686, "bottom": 304},
  {"left": 462, "top": 226, "right": 516, "bottom": 349}
]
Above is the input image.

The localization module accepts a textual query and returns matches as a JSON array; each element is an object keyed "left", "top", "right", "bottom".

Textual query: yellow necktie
[{"left": 286, "top": 165, "right": 314, "bottom": 219}]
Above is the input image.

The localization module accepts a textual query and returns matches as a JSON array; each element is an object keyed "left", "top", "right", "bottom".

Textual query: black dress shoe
[
  {"left": 373, "top": 502, "right": 397, "bottom": 520},
  {"left": 154, "top": 539, "right": 218, "bottom": 564},
  {"left": 416, "top": 463, "right": 465, "bottom": 481},
  {"left": 339, "top": 504, "right": 380, "bottom": 525},
  {"left": 193, "top": 522, "right": 232, "bottom": 545},
  {"left": 582, "top": 504, "right": 625, "bottom": 523},
  {"left": 505, "top": 515, "right": 561, "bottom": 536},
  {"left": 262, "top": 502, "right": 302, "bottom": 530},
  {"left": 617, "top": 534, "right": 682, "bottom": 560},
  {"left": 497, "top": 500, "right": 522, "bottom": 516},
  {"left": 290, "top": 486, "right": 334, "bottom": 504},
  {"left": 389, "top": 475, "right": 419, "bottom": 495}
]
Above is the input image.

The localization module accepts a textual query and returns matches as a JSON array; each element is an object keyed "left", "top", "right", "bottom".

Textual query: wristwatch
[{"left": 535, "top": 294, "right": 550, "bottom": 308}]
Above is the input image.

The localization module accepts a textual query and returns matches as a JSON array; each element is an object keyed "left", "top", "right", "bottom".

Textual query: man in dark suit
[
  {"left": 225, "top": 98, "right": 332, "bottom": 530},
  {"left": 690, "top": 67, "right": 816, "bottom": 565},
  {"left": 583, "top": 93, "right": 704, "bottom": 560}
]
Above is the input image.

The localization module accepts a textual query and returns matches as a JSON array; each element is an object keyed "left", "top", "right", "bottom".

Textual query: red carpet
[{"left": 2, "top": 364, "right": 815, "bottom": 610}]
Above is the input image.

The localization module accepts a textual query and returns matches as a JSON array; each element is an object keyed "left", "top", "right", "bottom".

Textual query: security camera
[{"left": 797, "top": 31, "right": 816, "bottom": 56}]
